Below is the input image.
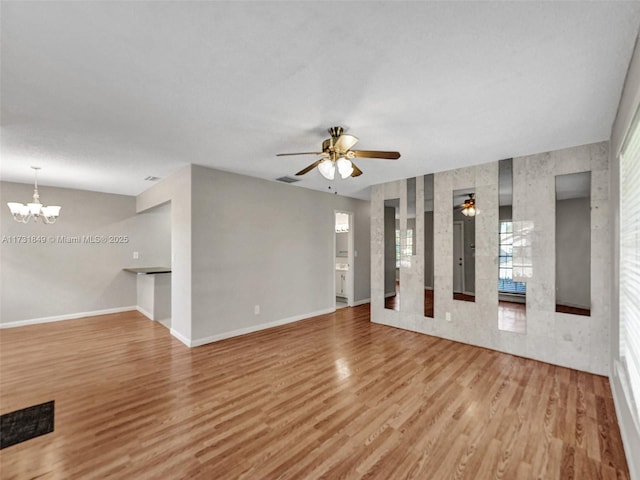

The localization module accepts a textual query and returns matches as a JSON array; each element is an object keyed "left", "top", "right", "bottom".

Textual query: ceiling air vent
[
  {"left": 144, "top": 176, "right": 161, "bottom": 182},
  {"left": 276, "top": 176, "right": 299, "bottom": 184}
]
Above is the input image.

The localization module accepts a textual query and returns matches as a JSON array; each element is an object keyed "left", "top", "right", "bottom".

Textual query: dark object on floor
[{"left": 0, "top": 400, "right": 54, "bottom": 449}]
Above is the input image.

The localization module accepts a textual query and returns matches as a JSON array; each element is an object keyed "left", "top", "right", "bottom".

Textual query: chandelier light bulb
[
  {"left": 336, "top": 157, "right": 354, "bottom": 179},
  {"left": 318, "top": 159, "right": 336, "bottom": 180},
  {"left": 7, "top": 167, "right": 61, "bottom": 224}
]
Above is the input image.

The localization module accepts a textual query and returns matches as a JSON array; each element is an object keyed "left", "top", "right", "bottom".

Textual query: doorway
[{"left": 334, "top": 211, "right": 354, "bottom": 309}]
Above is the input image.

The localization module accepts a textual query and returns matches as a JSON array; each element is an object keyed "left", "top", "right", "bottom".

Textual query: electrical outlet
[
  {"left": 446, "top": 312, "right": 451, "bottom": 322},
  {"left": 133, "top": 251, "right": 139, "bottom": 259},
  {"left": 254, "top": 305, "right": 260, "bottom": 315}
]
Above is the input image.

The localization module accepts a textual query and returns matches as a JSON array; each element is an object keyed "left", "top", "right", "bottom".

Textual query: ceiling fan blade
[
  {"left": 333, "top": 134, "right": 359, "bottom": 152},
  {"left": 352, "top": 150, "right": 401, "bottom": 160},
  {"left": 276, "top": 152, "right": 322, "bottom": 157},
  {"left": 295, "top": 159, "right": 323, "bottom": 176},
  {"left": 350, "top": 162, "right": 363, "bottom": 177}
]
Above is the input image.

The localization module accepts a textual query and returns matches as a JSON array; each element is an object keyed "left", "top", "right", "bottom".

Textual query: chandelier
[
  {"left": 460, "top": 193, "right": 478, "bottom": 217},
  {"left": 7, "top": 167, "right": 61, "bottom": 224}
]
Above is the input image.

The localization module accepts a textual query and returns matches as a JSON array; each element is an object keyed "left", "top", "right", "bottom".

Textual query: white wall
[
  {"left": 371, "top": 142, "right": 611, "bottom": 376},
  {"left": 0, "top": 181, "right": 170, "bottom": 326},
  {"left": 610, "top": 35, "right": 640, "bottom": 480}
]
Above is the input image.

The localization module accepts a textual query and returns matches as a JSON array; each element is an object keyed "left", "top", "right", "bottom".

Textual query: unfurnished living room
[{"left": 1, "top": 2, "right": 640, "bottom": 479}]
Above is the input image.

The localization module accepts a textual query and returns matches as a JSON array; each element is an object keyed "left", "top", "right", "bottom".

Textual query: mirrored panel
[
  {"left": 498, "top": 159, "right": 526, "bottom": 333},
  {"left": 555, "top": 171, "right": 591, "bottom": 316},
  {"left": 424, "top": 174, "right": 434, "bottom": 317},
  {"left": 384, "top": 198, "right": 400, "bottom": 311},
  {"left": 453, "top": 188, "right": 476, "bottom": 302},
  {"left": 406, "top": 178, "right": 416, "bottom": 257}
]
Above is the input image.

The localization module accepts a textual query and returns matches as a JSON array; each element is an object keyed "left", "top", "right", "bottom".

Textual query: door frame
[{"left": 334, "top": 210, "right": 355, "bottom": 308}]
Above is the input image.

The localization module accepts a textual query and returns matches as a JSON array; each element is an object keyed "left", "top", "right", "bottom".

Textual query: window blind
[
  {"left": 498, "top": 221, "right": 527, "bottom": 294},
  {"left": 620, "top": 108, "right": 640, "bottom": 418}
]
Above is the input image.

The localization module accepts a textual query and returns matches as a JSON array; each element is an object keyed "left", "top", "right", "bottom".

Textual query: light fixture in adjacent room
[
  {"left": 460, "top": 193, "right": 478, "bottom": 217},
  {"left": 7, "top": 167, "right": 61, "bottom": 224}
]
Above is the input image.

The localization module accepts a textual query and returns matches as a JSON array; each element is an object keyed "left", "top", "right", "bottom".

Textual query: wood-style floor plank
[{"left": 0, "top": 305, "right": 630, "bottom": 479}]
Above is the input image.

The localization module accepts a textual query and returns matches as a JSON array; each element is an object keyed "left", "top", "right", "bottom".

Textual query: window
[
  {"left": 620, "top": 108, "right": 640, "bottom": 419},
  {"left": 395, "top": 228, "right": 414, "bottom": 267},
  {"left": 498, "top": 221, "right": 526, "bottom": 294}
]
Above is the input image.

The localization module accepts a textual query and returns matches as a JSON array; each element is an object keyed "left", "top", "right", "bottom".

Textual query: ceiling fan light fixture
[
  {"left": 460, "top": 194, "right": 478, "bottom": 217},
  {"left": 336, "top": 157, "right": 354, "bottom": 179},
  {"left": 277, "top": 126, "right": 401, "bottom": 179},
  {"left": 318, "top": 159, "right": 335, "bottom": 180},
  {"left": 461, "top": 205, "right": 477, "bottom": 217}
]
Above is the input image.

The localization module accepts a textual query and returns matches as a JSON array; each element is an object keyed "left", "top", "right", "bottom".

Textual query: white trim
[
  {"left": 611, "top": 361, "right": 640, "bottom": 480},
  {"left": 170, "top": 328, "right": 191, "bottom": 347},
  {"left": 189, "top": 307, "right": 335, "bottom": 347},
  {"left": 136, "top": 306, "right": 154, "bottom": 321},
  {"left": 0, "top": 306, "right": 137, "bottom": 328},
  {"left": 352, "top": 298, "right": 371, "bottom": 307}
]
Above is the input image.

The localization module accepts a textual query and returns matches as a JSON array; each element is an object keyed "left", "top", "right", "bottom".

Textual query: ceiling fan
[
  {"left": 276, "top": 126, "right": 401, "bottom": 180},
  {"left": 460, "top": 193, "right": 478, "bottom": 217}
]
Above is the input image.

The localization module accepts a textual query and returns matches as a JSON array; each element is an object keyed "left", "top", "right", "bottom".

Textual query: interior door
[{"left": 453, "top": 221, "right": 465, "bottom": 293}]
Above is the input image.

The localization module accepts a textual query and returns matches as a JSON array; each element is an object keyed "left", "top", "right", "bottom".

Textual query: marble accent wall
[{"left": 371, "top": 141, "right": 610, "bottom": 376}]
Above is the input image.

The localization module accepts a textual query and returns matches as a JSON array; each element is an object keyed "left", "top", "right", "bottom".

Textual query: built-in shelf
[
  {"left": 123, "top": 267, "right": 171, "bottom": 323},
  {"left": 123, "top": 267, "right": 171, "bottom": 275}
]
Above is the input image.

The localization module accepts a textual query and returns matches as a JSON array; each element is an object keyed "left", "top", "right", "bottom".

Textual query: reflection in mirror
[
  {"left": 384, "top": 198, "right": 400, "bottom": 311},
  {"left": 424, "top": 175, "right": 434, "bottom": 317},
  {"left": 555, "top": 171, "right": 591, "bottom": 316},
  {"left": 453, "top": 188, "right": 475, "bottom": 302},
  {"left": 407, "top": 178, "right": 416, "bottom": 257},
  {"left": 498, "top": 158, "right": 526, "bottom": 333}
]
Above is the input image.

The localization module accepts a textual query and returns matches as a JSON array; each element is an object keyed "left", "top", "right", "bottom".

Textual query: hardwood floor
[
  {"left": 498, "top": 300, "right": 527, "bottom": 334},
  {"left": 0, "top": 306, "right": 629, "bottom": 479}
]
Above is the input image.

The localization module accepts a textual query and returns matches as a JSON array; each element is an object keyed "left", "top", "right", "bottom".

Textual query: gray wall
[
  {"left": 424, "top": 211, "right": 434, "bottom": 289},
  {"left": 609, "top": 35, "right": 640, "bottom": 480},
  {"left": 136, "top": 165, "right": 193, "bottom": 342},
  {"left": 555, "top": 197, "right": 590, "bottom": 309},
  {"left": 384, "top": 206, "right": 396, "bottom": 295},
  {"left": 499, "top": 205, "right": 512, "bottom": 221},
  {"left": 1, "top": 181, "right": 170, "bottom": 324},
  {"left": 189, "top": 165, "right": 370, "bottom": 342}
]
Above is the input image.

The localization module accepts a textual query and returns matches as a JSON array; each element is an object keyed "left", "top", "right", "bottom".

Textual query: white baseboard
[
  {"left": 352, "top": 298, "right": 371, "bottom": 307},
  {"left": 189, "top": 307, "right": 335, "bottom": 348},
  {"left": 136, "top": 306, "right": 154, "bottom": 321},
  {"left": 0, "top": 306, "right": 138, "bottom": 328},
  {"left": 170, "top": 328, "right": 191, "bottom": 347}
]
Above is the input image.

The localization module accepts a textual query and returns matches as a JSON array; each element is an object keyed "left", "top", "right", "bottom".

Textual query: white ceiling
[{"left": 2, "top": 2, "right": 639, "bottom": 200}]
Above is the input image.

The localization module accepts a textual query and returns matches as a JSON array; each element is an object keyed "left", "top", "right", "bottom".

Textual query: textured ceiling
[{"left": 1, "top": 1, "right": 639, "bottom": 199}]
